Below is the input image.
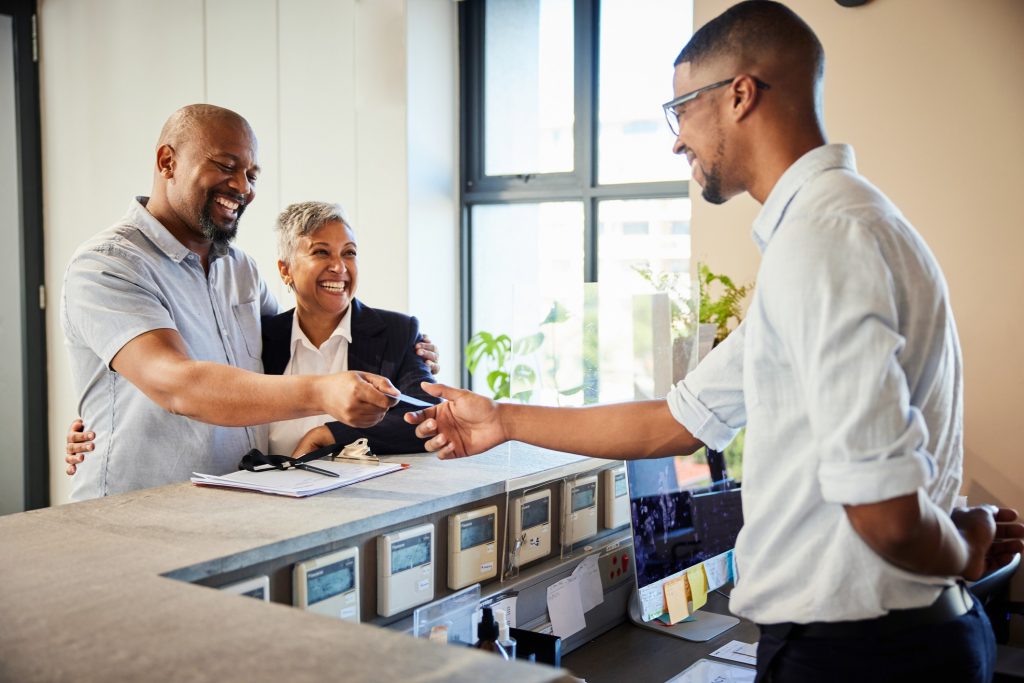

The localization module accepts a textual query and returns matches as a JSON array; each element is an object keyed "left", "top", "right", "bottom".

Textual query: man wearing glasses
[{"left": 408, "top": 1, "right": 1023, "bottom": 681}]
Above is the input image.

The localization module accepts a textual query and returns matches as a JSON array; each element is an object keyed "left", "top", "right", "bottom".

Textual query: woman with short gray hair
[
  {"left": 262, "top": 200, "right": 441, "bottom": 456},
  {"left": 275, "top": 201, "right": 349, "bottom": 269}
]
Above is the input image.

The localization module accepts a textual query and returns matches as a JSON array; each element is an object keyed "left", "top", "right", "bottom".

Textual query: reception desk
[{"left": 0, "top": 444, "right": 599, "bottom": 683}]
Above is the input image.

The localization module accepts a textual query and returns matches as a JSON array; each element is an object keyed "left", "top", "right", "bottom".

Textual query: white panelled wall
[{"left": 39, "top": 0, "right": 459, "bottom": 505}]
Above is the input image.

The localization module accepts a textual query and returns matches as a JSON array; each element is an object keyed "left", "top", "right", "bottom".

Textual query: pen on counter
[
  {"left": 294, "top": 463, "right": 340, "bottom": 478},
  {"left": 333, "top": 454, "right": 380, "bottom": 466}
]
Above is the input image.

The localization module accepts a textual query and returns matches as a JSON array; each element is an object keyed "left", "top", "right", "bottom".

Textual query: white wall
[
  {"left": 407, "top": 0, "right": 460, "bottom": 388},
  {"left": 39, "top": 0, "right": 459, "bottom": 505}
]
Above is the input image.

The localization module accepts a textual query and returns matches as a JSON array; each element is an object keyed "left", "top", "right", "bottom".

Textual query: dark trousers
[{"left": 755, "top": 600, "right": 996, "bottom": 683}]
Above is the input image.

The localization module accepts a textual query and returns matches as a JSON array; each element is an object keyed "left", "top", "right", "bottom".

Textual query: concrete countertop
[{"left": 0, "top": 444, "right": 594, "bottom": 683}]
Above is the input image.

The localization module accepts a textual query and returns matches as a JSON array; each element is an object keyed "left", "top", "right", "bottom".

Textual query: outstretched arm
[
  {"left": 405, "top": 382, "right": 704, "bottom": 461},
  {"left": 113, "top": 328, "right": 398, "bottom": 428}
]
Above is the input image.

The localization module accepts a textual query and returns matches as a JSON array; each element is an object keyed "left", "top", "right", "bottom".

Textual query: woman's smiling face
[{"left": 280, "top": 220, "right": 358, "bottom": 319}]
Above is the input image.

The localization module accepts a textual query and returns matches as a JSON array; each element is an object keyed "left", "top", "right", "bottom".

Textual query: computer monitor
[{"left": 625, "top": 449, "right": 743, "bottom": 641}]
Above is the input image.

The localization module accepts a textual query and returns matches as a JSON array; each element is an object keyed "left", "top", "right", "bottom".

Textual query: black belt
[{"left": 759, "top": 583, "right": 974, "bottom": 640}]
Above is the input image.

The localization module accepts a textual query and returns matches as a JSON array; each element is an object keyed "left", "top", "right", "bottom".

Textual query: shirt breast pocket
[{"left": 231, "top": 299, "right": 263, "bottom": 360}]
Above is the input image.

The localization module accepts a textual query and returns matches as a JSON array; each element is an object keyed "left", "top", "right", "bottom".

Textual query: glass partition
[
  {"left": 497, "top": 281, "right": 703, "bottom": 563},
  {"left": 508, "top": 280, "right": 698, "bottom": 408},
  {"left": 468, "top": 202, "right": 584, "bottom": 398}
]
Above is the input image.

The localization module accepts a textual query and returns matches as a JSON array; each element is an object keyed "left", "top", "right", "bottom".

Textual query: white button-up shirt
[
  {"left": 268, "top": 308, "right": 353, "bottom": 455},
  {"left": 667, "top": 144, "right": 963, "bottom": 624}
]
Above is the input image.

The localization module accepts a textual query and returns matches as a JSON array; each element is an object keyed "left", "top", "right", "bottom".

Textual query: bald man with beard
[{"left": 61, "top": 104, "right": 400, "bottom": 501}]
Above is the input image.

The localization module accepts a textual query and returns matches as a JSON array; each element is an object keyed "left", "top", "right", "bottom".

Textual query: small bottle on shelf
[
  {"left": 474, "top": 607, "right": 510, "bottom": 660},
  {"left": 494, "top": 608, "right": 517, "bottom": 660}
]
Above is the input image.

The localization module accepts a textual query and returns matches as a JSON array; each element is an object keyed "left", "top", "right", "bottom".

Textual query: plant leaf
[
  {"left": 511, "top": 364, "right": 536, "bottom": 386},
  {"left": 465, "top": 330, "right": 512, "bottom": 374},
  {"left": 541, "top": 300, "right": 571, "bottom": 325},
  {"left": 486, "top": 369, "right": 510, "bottom": 400},
  {"left": 513, "top": 332, "right": 544, "bottom": 356}
]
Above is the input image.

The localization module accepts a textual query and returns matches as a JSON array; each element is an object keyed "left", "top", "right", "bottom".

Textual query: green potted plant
[
  {"left": 697, "top": 262, "right": 752, "bottom": 346},
  {"left": 464, "top": 331, "right": 513, "bottom": 400},
  {"left": 696, "top": 263, "right": 752, "bottom": 479}
]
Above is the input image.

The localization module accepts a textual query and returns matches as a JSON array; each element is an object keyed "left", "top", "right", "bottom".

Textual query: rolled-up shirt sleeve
[
  {"left": 667, "top": 322, "right": 747, "bottom": 452},
  {"left": 766, "top": 217, "right": 934, "bottom": 506},
  {"left": 63, "top": 245, "right": 177, "bottom": 368}
]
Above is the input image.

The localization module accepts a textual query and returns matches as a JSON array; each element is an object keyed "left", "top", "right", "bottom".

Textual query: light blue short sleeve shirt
[{"left": 61, "top": 198, "right": 280, "bottom": 500}]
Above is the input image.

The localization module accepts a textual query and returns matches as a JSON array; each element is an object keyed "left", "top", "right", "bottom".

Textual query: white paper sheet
[
  {"left": 665, "top": 658, "right": 755, "bottom": 683},
  {"left": 546, "top": 575, "right": 586, "bottom": 639},
  {"left": 191, "top": 459, "right": 405, "bottom": 497},
  {"left": 572, "top": 554, "right": 604, "bottom": 613},
  {"left": 709, "top": 640, "right": 758, "bottom": 667}
]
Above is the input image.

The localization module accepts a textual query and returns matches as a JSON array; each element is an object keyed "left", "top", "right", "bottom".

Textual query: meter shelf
[{"left": 182, "top": 452, "right": 630, "bottom": 651}]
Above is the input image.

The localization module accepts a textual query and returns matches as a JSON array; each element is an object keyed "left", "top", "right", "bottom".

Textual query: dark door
[{"left": 0, "top": 0, "right": 48, "bottom": 513}]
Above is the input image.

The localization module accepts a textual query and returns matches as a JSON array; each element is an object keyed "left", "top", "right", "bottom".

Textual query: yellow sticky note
[
  {"left": 663, "top": 575, "right": 690, "bottom": 624},
  {"left": 686, "top": 565, "right": 708, "bottom": 611}
]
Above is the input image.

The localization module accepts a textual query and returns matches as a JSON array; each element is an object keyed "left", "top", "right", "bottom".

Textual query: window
[{"left": 460, "top": 0, "right": 694, "bottom": 394}]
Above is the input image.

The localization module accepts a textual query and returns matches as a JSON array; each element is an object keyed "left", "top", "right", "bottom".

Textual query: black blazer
[{"left": 261, "top": 298, "right": 439, "bottom": 455}]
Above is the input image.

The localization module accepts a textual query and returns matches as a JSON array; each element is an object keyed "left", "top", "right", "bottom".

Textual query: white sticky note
[
  {"left": 637, "top": 583, "right": 667, "bottom": 622},
  {"left": 703, "top": 553, "right": 730, "bottom": 591},
  {"left": 546, "top": 575, "right": 586, "bottom": 639},
  {"left": 572, "top": 554, "right": 604, "bottom": 613}
]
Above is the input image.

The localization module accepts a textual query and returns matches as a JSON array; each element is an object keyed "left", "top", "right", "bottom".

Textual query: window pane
[
  {"left": 470, "top": 202, "right": 583, "bottom": 393},
  {"left": 598, "top": 197, "right": 692, "bottom": 306},
  {"left": 597, "top": 0, "right": 693, "bottom": 184},
  {"left": 484, "top": 0, "right": 574, "bottom": 176}
]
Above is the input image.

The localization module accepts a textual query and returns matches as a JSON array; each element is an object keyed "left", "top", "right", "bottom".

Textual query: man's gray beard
[{"left": 199, "top": 205, "right": 241, "bottom": 248}]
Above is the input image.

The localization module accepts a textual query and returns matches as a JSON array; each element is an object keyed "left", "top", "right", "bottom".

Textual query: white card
[{"left": 396, "top": 392, "right": 433, "bottom": 408}]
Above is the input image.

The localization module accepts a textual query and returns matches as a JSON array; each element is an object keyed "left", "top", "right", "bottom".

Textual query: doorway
[{"left": 1, "top": 0, "right": 48, "bottom": 513}]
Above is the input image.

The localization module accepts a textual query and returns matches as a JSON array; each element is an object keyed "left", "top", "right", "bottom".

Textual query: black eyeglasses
[{"left": 662, "top": 76, "right": 771, "bottom": 136}]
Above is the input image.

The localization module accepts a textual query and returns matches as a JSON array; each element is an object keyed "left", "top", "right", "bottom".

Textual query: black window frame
[
  {"left": 1, "top": 0, "right": 49, "bottom": 510},
  {"left": 458, "top": 0, "right": 689, "bottom": 387}
]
